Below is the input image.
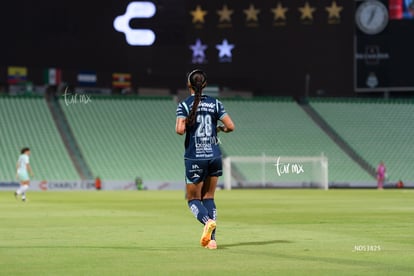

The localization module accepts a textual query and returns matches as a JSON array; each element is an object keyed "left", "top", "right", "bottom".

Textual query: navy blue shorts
[{"left": 185, "top": 158, "right": 223, "bottom": 184}]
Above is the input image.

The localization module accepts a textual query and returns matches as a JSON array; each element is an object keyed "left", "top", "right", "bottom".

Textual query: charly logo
[{"left": 113, "top": 1, "right": 156, "bottom": 46}]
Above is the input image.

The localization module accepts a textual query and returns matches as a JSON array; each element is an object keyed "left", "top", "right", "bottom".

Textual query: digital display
[
  {"left": 355, "top": 0, "right": 414, "bottom": 92},
  {"left": 389, "top": 0, "right": 414, "bottom": 19},
  {"left": 1, "top": 1, "right": 412, "bottom": 96}
]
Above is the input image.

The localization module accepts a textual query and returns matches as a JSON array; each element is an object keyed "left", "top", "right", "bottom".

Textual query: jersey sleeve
[
  {"left": 176, "top": 101, "right": 189, "bottom": 119},
  {"left": 216, "top": 100, "right": 227, "bottom": 120}
]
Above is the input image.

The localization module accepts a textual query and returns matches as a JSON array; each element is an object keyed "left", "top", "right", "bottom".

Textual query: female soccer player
[
  {"left": 15, "top": 147, "right": 34, "bottom": 202},
  {"left": 176, "top": 69, "right": 234, "bottom": 249}
]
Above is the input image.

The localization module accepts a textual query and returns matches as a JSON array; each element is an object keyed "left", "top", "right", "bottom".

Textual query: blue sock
[
  {"left": 202, "top": 198, "right": 217, "bottom": 240},
  {"left": 188, "top": 199, "right": 210, "bottom": 225}
]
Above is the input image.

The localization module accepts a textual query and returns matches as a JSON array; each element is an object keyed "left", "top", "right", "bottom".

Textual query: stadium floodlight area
[{"left": 223, "top": 155, "right": 328, "bottom": 190}]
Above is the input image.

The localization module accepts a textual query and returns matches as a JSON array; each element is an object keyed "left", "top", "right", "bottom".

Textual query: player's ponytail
[{"left": 186, "top": 69, "right": 207, "bottom": 126}]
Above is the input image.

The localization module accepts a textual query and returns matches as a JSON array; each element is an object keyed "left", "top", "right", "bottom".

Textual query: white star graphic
[
  {"left": 216, "top": 39, "right": 235, "bottom": 58},
  {"left": 190, "top": 39, "right": 208, "bottom": 58}
]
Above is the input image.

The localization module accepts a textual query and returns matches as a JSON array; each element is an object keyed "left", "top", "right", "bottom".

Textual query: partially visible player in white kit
[{"left": 15, "top": 147, "right": 34, "bottom": 202}]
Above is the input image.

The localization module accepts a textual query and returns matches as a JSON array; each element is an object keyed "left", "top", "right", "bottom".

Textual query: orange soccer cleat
[{"left": 200, "top": 219, "right": 216, "bottom": 247}]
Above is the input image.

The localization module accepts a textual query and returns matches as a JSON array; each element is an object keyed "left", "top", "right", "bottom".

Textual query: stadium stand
[
  {"left": 59, "top": 96, "right": 183, "bottom": 181},
  {"left": 0, "top": 96, "right": 80, "bottom": 180},
  {"left": 220, "top": 97, "right": 373, "bottom": 183},
  {"left": 5, "top": 95, "right": 406, "bottom": 187},
  {"left": 310, "top": 98, "right": 414, "bottom": 183}
]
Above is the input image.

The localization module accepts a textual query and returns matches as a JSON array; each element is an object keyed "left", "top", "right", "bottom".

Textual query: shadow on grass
[
  {"left": 219, "top": 239, "right": 292, "bottom": 249},
  {"left": 0, "top": 240, "right": 292, "bottom": 251}
]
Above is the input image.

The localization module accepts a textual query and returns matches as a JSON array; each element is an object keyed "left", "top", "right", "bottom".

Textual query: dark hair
[
  {"left": 186, "top": 69, "right": 207, "bottom": 126},
  {"left": 21, "top": 147, "right": 30, "bottom": 154}
]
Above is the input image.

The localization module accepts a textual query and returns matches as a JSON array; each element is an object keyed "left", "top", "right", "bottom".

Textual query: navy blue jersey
[{"left": 176, "top": 95, "right": 227, "bottom": 160}]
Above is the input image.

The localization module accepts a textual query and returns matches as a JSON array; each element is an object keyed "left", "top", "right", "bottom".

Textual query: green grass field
[{"left": 0, "top": 190, "right": 413, "bottom": 275}]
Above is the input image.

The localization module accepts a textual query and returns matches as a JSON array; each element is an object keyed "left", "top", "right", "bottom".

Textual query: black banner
[{"left": 0, "top": 1, "right": 370, "bottom": 96}]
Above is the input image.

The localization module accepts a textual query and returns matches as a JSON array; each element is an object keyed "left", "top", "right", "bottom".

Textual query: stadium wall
[
  {"left": 0, "top": 180, "right": 185, "bottom": 191},
  {"left": 1, "top": 180, "right": 412, "bottom": 191}
]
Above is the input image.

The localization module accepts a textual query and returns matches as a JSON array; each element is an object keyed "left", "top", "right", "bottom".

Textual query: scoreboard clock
[{"left": 355, "top": 0, "right": 389, "bottom": 35}]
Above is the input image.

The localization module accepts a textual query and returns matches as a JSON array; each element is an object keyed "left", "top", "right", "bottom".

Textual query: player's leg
[
  {"left": 186, "top": 182, "right": 210, "bottom": 224},
  {"left": 15, "top": 183, "right": 29, "bottom": 201},
  {"left": 201, "top": 157, "right": 222, "bottom": 200},
  {"left": 186, "top": 159, "right": 210, "bottom": 224},
  {"left": 202, "top": 157, "right": 221, "bottom": 219},
  {"left": 20, "top": 180, "right": 29, "bottom": 201},
  {"left": 185, "top": 159, "right": 216, "bottom": 247},
  {"left": 377, "top": 176, "right": 383, "bottom": 189},
  {"left": 202, "top": 176, "right": 218, "bottom": 249},
  {"left": 187, "top": 182, "right": 216, "bottom": 247},
  {"left": 201, "top": 157, "right": 222, "bottom": 249},
  {"left": 15, "top": 172, "right": 29, "bottom": 201},
  {"left": 202, "top": 175, "right": 218, "bottom": 229},
  {"left": 202, "top": 175, "right": 218, "bottom": 198}
]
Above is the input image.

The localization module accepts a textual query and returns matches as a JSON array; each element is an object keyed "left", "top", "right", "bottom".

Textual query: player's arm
[
  {"left": 27, "top": 163, "right": 34, "bottom": 177},
  {"left": 176, "top": 117, "right": 187, "bottom": 135},
  {"left": 15, "top": 162, "right": 19, "bottom": 179},
  {"left": 217, "top": 114, "right": 235, "bottom": 133}
]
